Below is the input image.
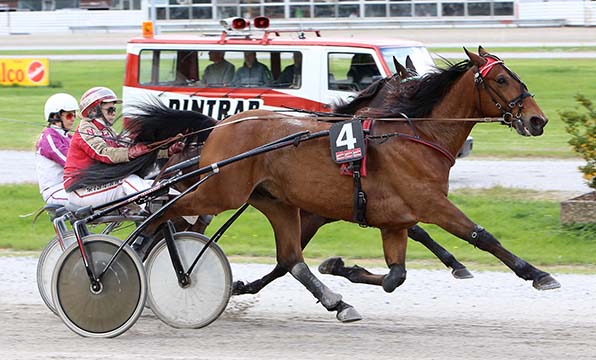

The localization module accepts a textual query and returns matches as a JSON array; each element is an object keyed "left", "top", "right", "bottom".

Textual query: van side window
[
  {"left": 232, "top": 51, "right": 272, "bottom": 88},
  {"left": 139, "top": 50, "right": 199, "bottom": 85},
  {"left": 328, "top": 52, "right": 381, "bottom": 91},
  {"left": 138, "top": 50, "right": 302, "bottom": 89},
  {"left": 276, "top": 52, "right": 302, "bottom": 89}
]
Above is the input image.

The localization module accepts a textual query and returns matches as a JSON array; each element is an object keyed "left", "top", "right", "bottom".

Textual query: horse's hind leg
[
  {"left": 429, "top": 200, "right": 560, "bottom": 290},
  {"left": 233, "top": 211, "right": 333, "bottom": 295},
  {"left": 408, "top": 225, "right": 473, "bottom": 279},
  {"left": 249, "top": 197, "right": 361, "bottom": 322},
  {"left": 319, "top": 224, "right": 472, "bottom": 282}
]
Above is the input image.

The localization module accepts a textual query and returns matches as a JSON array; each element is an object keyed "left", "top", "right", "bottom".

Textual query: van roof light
[
  {"left": 253, "top": 16, "right": 270, "bottom": 29},
  {"left": 220, "top": 17, "right": 249, "bottom": 31}
]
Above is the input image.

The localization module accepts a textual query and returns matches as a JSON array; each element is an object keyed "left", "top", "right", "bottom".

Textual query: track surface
[{"left": 1, "top": 258, "right": 595, "bottom": 359}]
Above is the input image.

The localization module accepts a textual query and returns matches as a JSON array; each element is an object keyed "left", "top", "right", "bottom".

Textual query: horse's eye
[{"left": 496, "top": 76, "right": 507, "bottom": 85}]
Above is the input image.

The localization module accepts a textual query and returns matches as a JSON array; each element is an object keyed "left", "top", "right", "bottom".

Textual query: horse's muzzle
[
  {"left": 529, "top": 115, "right": 548, "bottom": 136},
  {"left": 514, "top": 115, "right": 547, "bottom": 137}
]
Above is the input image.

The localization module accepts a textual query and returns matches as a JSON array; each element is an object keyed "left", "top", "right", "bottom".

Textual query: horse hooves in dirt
[
  {"left": 533, "top": 274, "right": 561, "bottom": 290},
  {"left": 451, "top": 267, "right": 474, "bottom": 279},
  {"left": 335, "top": 302, "right": 363, "bottom": 323},
  {"left": 232, "top": 280, "right": 258, "bottom": 295}
]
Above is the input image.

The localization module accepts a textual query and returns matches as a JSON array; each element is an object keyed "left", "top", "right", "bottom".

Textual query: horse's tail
[
  {"left": 66, "top": 153, "right": 159, "bottom": 191},
  {"left": 126, "top": 100, "right": 217, "bottom": 143},
  {"left": 68, "top": 99, "right": 217, "bottom": 191}
]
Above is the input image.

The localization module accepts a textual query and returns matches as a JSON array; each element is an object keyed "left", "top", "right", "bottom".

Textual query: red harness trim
[
  {"left": 478, "top": 56, "right": 504, "bottom": 78},
  {"left": 340, "top": 119, "right": 456, "bottom": 176},
  {"left": 401, "top": 134, "right": 456, "bottom": 166},
  {"left": 339, "top": 119, "right": 372, "bottom": 176}
]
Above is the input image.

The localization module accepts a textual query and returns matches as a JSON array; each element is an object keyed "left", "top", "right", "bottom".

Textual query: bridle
[{"left": 472, "top": 55, "right": 534, "bottom": 128}]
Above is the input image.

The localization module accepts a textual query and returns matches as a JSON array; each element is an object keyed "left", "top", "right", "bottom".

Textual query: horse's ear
[
  {"left": 393, "top": 56, "right": 407, "bottom": 79},
  {"left": 405, "top": 55, "right": 417, "bottom": 75},
  {"left": 392, "top": 56, "right": 403, "bottom": 79},
  {"left": 478, "top": 46, "right": 489, "bottom": 57},
  {"left": 464, "top": 47, "right": 486, "bottom": 67}
]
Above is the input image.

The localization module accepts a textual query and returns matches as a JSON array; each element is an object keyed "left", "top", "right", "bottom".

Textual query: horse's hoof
[
  {"left": 318, "top": 257, "right": 344, "bottom": 275},
  {"left": 336, "top": 306, "right": 362, "bottom": 323},
  {"left": 451, "top": 267, "right": 474, "bottom": 279},
  {"left": 232, "top": 280, "right": 247, "bottom": 295},
  {"left": 533, "top": 274, "right": 561, "bottom": 290}
]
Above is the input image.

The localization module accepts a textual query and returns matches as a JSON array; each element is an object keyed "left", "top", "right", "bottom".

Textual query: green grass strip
[{"left": 4, "top": 185, "right": 594, "bottom": 267}]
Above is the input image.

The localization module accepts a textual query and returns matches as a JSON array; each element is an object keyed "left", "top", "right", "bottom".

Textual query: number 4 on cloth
[{"left": 329, "top": 120, "right": 365, "bottom": 164}]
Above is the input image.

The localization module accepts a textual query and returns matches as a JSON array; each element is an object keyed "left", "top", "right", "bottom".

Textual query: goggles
[
  {"left": 61, "top": 111, "right": 76, "bottom": 121},
  {"left": 103, "top": 106, "right": 117, "bottom": 115}
]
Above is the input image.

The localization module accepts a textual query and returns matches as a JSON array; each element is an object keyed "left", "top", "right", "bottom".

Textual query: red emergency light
[
  {"left": 220, "top": 16, "right": 269, "bottom": 31},
  {"left": 220, "top": 17, "right": 250, "bottom": 30},
  {"left": 253, "top": 16, "right": 270, "bottom": 29},
  {"left": 231, "top": 17, "right": 249, "bottom": 30}
]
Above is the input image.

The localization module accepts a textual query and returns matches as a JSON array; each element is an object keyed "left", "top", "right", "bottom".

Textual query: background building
[{"left": 0, "top": 0, "right": 594, "bottom": 34}]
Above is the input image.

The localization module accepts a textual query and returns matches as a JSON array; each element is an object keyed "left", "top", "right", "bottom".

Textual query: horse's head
[{"left": 465, "top": 46, "right": 548, "bottom": 136}]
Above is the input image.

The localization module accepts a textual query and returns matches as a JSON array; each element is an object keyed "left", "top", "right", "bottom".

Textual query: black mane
[
  {"left": 380, "top": 60, "right": 472, "bottom": 118},
  {"left": 334, "top": 60, "right": 472, "bottom": 119},
  {"left": 334, "top": 77, "right": 393, "bottom": 115}
]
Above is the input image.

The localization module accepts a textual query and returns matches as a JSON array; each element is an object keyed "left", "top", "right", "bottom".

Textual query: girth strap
[{"left": 351, "top": 160, "right": 367, "bottom": 227}]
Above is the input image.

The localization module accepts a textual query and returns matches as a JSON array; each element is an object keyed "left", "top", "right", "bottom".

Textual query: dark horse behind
[{"left": 153, "top": 47, "right": 559, "bottom": 322}]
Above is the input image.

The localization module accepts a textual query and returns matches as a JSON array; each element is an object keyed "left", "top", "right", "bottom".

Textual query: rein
[
  {"left": 169, "top": 114, "right": 497, "bottom": 166},
  {"left": 367, "top": 131, "right": 456, "bottom": 166}
]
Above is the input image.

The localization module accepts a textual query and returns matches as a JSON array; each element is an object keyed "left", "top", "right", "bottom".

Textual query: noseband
[{"left": 473, "top": 55, "right": 534, "bottom": 128}]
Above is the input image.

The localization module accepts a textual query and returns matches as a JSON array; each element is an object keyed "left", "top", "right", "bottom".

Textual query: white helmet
[
  {"left": 44, "top": 93, "right": 78, "bottom": 121},
  {"left": 79, "top": 87, "right": 122, "bottom": 118}
]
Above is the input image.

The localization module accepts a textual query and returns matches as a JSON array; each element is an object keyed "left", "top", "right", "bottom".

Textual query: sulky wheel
[
  {"left": 37, "top": 232, "right": 75, "bottom": 315},
  {"left": 52, "top": 234, "right": 146, "bottom": 338},
  {"left": 144, "top": 231, "right": 232, "bottom": 329}
]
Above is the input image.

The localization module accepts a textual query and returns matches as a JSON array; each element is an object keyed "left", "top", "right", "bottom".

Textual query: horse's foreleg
[
  {"left": 408, "top": 225, "right": 473, "bottom": 279},
  {"left": 380, "top": 227, "right": 408, "bottom": 292},
  {"left": 233, "top": 211, "right": 334, "bottom": 295},
  {"left": 429, "top": 201, "right": 560, "bottom": 290}
]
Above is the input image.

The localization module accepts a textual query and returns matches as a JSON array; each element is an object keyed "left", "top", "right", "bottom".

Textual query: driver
[
  {"left": 35, "top": 93, "right": 78, "bottom": 205},
  {"left": 63, "top": 87, "right": 183, "bottom": 208}
]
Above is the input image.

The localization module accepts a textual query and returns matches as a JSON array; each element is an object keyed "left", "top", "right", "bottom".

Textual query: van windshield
[{"left": 380, "top": 46, "right": 436, "bottom": 75}]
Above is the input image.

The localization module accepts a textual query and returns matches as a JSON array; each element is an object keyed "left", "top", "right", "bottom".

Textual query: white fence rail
[
  {"left": 0, "top": 1, "right": 593, "bottom": 35},
  {"left": 519, "top": 1, "right": 595, "bottom": 26}
]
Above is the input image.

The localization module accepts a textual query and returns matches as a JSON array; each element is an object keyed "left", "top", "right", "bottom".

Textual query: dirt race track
[{"left": 1, "top": 259, "right": 595, "bottom": 359}]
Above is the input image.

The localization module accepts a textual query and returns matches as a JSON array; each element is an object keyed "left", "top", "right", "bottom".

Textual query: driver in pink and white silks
[{"left": 35, "top": 93, "right": 78, "bottom": 205}]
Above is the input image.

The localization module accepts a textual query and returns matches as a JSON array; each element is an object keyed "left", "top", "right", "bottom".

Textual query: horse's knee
[
  {"left": 382, "top": 264, "right": 407, "bottom": 293},
  {"left": 467, "top": 225, "right": 501, "bottom": 250}
]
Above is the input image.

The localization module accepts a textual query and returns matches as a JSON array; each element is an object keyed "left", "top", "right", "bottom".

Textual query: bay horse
[
  {"left": 159, "top": 47, "right": 559, "bottom": 322},
  {"left": 153, "top": 57, "right": 472, "bottom": 299},
  {"left": 231, "top": 57, "right": 473, "bottom": 297}
]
